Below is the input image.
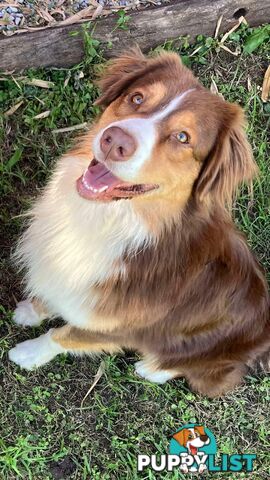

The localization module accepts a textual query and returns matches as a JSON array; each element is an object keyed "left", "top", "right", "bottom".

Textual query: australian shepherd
[{"left": 9, "top": 49, "right": 269, "bottom": 397}]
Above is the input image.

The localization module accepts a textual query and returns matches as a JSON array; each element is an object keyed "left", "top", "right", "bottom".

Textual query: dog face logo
[
  {"left": 169, "top": 424, "right": 217, "bottom": 473},
  {"left": 173, "top": 426, "right": 210, "bottom": 455}
]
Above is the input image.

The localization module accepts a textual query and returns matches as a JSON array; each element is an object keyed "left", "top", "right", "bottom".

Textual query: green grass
[{"left": 0, "top": 24, "right": 270, "bottom": 479}]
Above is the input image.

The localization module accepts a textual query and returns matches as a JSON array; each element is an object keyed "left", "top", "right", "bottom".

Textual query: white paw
[
  {"left": 8, "top": 330, "right": 65, "bottom": 370},
  {"left": 13, "top": 300, "right": 44, "bottom": 327},
  {"left": 135, "top": 360, "right": 175, "bottom": 384}
]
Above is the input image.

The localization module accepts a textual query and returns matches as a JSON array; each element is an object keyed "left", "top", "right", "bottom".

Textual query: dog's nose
[
  {"left": 100, "top": 126, "right": 136, "bottom": 162},
  {"left": 200, "top": 435, "right": 208, "bottom": 442}
]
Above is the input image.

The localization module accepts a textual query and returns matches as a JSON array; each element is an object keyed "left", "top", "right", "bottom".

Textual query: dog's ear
[
  {"left": 94, "top": 47, "right": 147, "bottom": 107},
  {"left": 195, "top": 103, "right": 257, "bottom": 206},
  {"left": 172, "top": 429, "right": 188, "bottom": 446}
]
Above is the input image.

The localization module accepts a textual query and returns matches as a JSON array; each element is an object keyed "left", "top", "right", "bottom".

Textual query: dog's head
[
  {"left": 77, "top": 49, "right": 257, "bottom": 208},
  {"left": 173, "top": 426, "right": 210, "bottom": 454}
]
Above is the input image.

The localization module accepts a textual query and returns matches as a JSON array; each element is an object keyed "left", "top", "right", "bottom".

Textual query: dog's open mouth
[{"left": 76, "top": 159, "right": 158, "bottom": 201}]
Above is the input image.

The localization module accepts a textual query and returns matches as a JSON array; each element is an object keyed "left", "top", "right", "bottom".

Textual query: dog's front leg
[
  {"left": 13, "top": 298, "right": 51, "bottom": 327},
  {"left": 8, "top": 325, "right": 122, "bottom": 370}
]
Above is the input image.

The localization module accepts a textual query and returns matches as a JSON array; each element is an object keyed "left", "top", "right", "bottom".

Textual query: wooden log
[{"left": 0, "top": 0, "right": 270, "bottom": 72}]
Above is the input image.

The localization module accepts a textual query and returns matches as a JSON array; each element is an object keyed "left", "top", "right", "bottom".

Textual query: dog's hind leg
[
  {"left": 13, "top": 298, "right": 51, "bottom": 327},
  {"left": 9, "top": 325, "right": 122, "bottom": 370},
  {"left": 186, "top": 364, "right": 246, "bottom": 398}
]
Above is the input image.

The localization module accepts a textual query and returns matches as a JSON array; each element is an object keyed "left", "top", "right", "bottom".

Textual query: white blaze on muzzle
[{"left": 92, "top": 88, "right": 195, "bottom": 181}]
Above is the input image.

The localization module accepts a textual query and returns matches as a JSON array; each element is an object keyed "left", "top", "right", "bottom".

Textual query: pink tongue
[{"left": 84, "top": 162, "right": 122, "bottom": 190}]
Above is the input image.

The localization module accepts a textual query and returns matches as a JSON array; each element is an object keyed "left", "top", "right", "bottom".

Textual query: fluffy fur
[{"left": 9, "top": 49, "right": 269, "bottom": 397}]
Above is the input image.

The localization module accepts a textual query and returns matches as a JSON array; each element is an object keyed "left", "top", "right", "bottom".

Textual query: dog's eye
[
  {"left": 130, "top": 93, "right": 144, "bottom": 105},
  {"left": 176, "top": 131, "right": 189, "bottom": 144}
]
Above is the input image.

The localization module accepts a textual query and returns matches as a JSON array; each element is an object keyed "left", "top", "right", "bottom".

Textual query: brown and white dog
[{"left": 9, "top": 49, "right": 269, "bottom": 397}]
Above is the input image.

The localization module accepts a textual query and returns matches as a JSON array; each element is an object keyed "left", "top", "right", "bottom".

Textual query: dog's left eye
[
  {"left": 176, "top": 131, "right": 189, "bottom": 143},
  {"left": 130, "top": 93, "right": 144, "bottom": 105}
]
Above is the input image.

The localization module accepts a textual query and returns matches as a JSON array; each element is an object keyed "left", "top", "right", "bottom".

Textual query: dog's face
[
  {"left": 173, "top": 426, "right": 210, "bottom": 454},
  {"left": 77, "top": 49, "right": 256, "bottom": 208}
]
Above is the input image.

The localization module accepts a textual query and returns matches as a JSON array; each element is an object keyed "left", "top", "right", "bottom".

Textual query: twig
[{"left": 80, "top": 361, "right": 105, "bottom": 408}]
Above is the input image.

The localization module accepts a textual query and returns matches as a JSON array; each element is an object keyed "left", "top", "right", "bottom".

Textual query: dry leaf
[
  {"left": 4, "top": 100, "right": 24, "bottom": 116},
  {"left": 52, "top": 122, "right": 88, "bottom": 133},
  {"left": 36, "top": 8, "right": 56, "bottom": 24},
  {"left": 214, "top": 15, "right": 223, "bottom": 39},
  {"left": 24, "top": 79, "right": 55, "bottom": 88},
  {"left": 220, "top": 44, "right": 240, "bottom": 56},
  {"left": 59, "top": 5, "right": 95, "bottom": 26},
  {"left": 50, "top": 8, "right": 66, "bottom": 21},
  {"left": 220, "top": 16, "right": 247, "bottom": 45},
  {"left": 261, "top": 65, "right": 270, "bottom": 103},
  {"left": 210, "top": 79, "right": 219, "bottom": 95},
  {"left": 64, "top": 72, "right": 71, "bottom": 88},
  {"left": 92, "top": 4, "right": 103, "bottom": 20},
  {"left": 33, "top": 110, "right": 51, "bottom": 119},
  {"left": 210, "top": 79, "right": 224, "bottom": 99},
  {"left": 0, "top": 3, "right": 18, "bottom": 6},
  {"left": 80, "top": 361, "right": 105, "bottom": 407}
]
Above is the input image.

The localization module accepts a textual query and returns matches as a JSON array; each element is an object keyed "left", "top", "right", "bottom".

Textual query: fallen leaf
[
  {"left": 52, "top": 122, "right": 88, "bottom": 133},
  {"left": 261, "top": 65, "right": 270, "bottom": 102},
  {"left": 214, "top": 15, "right": 223, "bottom": 39},
  {"left": 220, "top": 16, "right": 247, "bottom": 44},
  {"left": 33, "top": 110, "right": 51, "bottom": 119},
  {"left": 24, "top": 79, "right": 55, "bottom": 89},
  {"left": 80, "top": 361, "right": 105, "bottom": 407},
  {"left": 4, "top": 100, "right": 24, "bottom": 116}
]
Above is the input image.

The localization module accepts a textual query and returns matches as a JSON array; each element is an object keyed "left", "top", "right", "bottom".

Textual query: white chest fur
[{"left": 16, "top": 156, "right": 150, "bottom": 328}]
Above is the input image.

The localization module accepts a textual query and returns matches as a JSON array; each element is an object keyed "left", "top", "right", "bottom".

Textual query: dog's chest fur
[{"left": 17, "top": 160, "right": 151, "bottom": 328}]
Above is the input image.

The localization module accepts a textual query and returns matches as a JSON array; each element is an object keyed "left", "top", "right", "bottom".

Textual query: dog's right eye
[{"left": 130, "top": 93, "right": 144, "bottom": 105}]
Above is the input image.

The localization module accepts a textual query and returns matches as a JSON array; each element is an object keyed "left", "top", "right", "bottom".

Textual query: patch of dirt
[{"left": 49, "top": 457, "right": 76, "bottom": 480}]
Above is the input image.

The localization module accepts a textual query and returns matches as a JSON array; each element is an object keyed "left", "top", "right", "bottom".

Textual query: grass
[{"left": 0, "top": 24, "right": 270, "bottom": 479}]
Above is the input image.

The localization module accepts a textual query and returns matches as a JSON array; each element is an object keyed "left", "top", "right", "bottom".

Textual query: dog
[
  {"left": 173, "top": 426, "right": 210, "bottom": 473},
  {"left": 9, "top": 48, "right": 269, "bottom": 397}
]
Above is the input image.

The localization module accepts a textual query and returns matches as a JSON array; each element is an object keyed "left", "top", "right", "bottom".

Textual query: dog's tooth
[
  {"left": 82, "top": 177, "right": 92, "bottom": 190},
  {"left": 98, "top": 185, "right": 108, "bottom": 193}
]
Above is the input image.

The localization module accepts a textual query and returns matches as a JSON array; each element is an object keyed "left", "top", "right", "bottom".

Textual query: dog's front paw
[
  {"left": 8, "top": 331, "right": 64, "bottom": 370},
  {"left": 13, "top": 300, "right": 43, "bottom": 327}
]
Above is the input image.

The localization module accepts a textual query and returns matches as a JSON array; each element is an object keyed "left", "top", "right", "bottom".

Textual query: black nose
[{"left": 200, "top": 435, "right": 208, "bottom": 442}]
